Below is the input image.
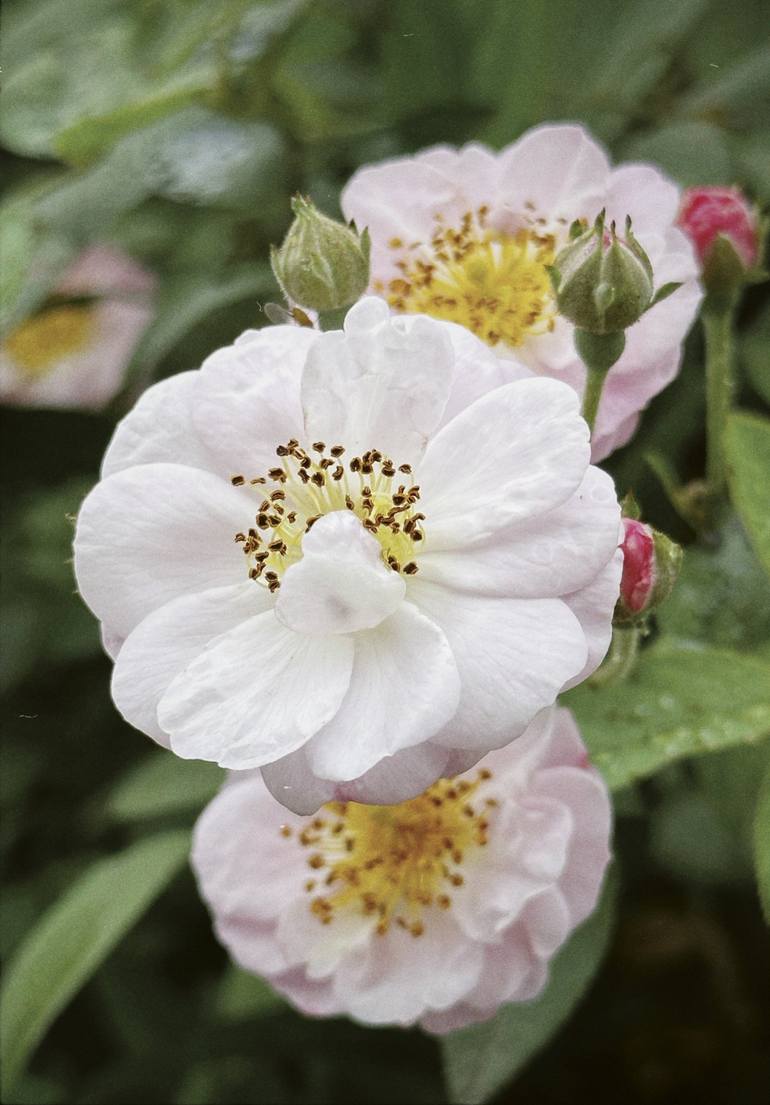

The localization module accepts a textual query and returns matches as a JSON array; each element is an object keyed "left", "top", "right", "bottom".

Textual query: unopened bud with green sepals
[
  {"left": 270, "top": 195, "right": 371, "bottom": 313},
  {"left": 549, "top": 211, "right": 657, "bottom": 334}
]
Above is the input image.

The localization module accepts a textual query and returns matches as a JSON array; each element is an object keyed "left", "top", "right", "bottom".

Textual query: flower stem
[
  {"left": 574, "top": 329, "right": 626, "bottom": 434},
  {"left": 582, "top": 366, "right": 610, "bottom": 434},
  {"left": 703, "top": 297, "right": 737, "bottom": 499},
  {"left": 589, "top": 626, "right": 641, "bottom": 687}
]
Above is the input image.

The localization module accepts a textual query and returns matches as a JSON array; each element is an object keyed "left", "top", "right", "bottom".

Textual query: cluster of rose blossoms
[{"left": 70, "top": 124, "right": 758, "bottom": 1032}]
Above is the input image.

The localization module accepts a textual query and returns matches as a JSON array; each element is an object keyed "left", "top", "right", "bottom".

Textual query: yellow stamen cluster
[
  {"left": 280, "top": 770, "right": 498, "bottom": 937},
  {"left": 380, "top": 207, "right": 559, "bottom": 349},
  {"left": 232, "top": 440, "right": 425, "bottom": 591},
  {"left": 5, "top": 304, "right": 95, "bottom": 377}
]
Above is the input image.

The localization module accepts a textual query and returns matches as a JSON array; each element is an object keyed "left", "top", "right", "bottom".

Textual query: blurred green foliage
[{"left": 1, "top": 0, "right": 769, "bottom": 1102}]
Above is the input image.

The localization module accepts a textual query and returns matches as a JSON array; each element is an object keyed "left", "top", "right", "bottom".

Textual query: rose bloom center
[
  {"left": 379, "top": 207, "right": 561, "bottom": 349},
  {"left": 281, "top": 770, "right": 497, "bottom": 937},
  {"left": 6, "top": 303, "right": 96, "bottom": 377},
  {"left": 232, "top": 440, "right": 425, "bottom": 591}
]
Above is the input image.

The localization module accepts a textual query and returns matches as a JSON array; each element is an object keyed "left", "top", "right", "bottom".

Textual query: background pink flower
[
  {"left": 191, "top": 706, "right": 612, "bottom": 1033},
  {"left": 1, "top": 245, "right": 156, "bottom": 410},
  {"left": 342, "top": 123, "right": 702, "bottom": 461}
]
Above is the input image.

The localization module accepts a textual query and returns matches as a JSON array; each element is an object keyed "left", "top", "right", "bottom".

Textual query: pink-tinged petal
[
  {"left": 604, "top": 163, "right": 681, "bottom": 238},
  {"left": 275, "top": 512, "right": 405, "bottom": 636},
  {"left": 157, "top": 611, "right": 354, "bottom": 769},
  {"left": 190, "top": 706, "right": 612, "bottom": 1033},
  {"left": 303, "top": 602, "right": 460, "bottom": 782},
  {"left": 333, "top": 741, "right": 454, "bottom": 805},
  {"left": 191, "top": 773, "right": 310, "bottom": 971},
  {"left": 302, "top": 299, "right": 454, "bottom": 465},
  {"left": 497, "top": 124, "right": 611, "bottom": 221},
  {"left": 408, "top": 579, "right": 587, "bottom": 750},
  {"left": 341, "top": 158, "right": 465, "bottom": 286},
  {"left": 333, "top": 911, "right": 485, "bottom": 1025},
  {"left": 111, "top": 582, "right": 266, "bottom": 746},
  {"left": 73, "top": 463, "right": 249, "bottom": 638},
  {"left": 418, "top": 377, "right": 590, "bottom": 547},
  {"left": 418, "top": 465, "right": 620, "bottom": 598},
  {"left": 534, "top": 766, "right": 612, "bottom": 927},
  {"left": 193, "top": 325, "right": 316, "bottom": 477},
  {"left": 102, "top": 371, "right": 212, "bottom": 477},
  {"left": 100, "top": 624, "right": 123, "bottom": 660},
  {"left": 561, "top": 547, "right": 623, "bottom": 689}
]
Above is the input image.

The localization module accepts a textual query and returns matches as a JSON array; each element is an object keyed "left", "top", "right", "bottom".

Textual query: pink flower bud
[
  {"left": 678, "top": 187, "right": 758, "bottom": 270},
  {"left": 619, "top": 518, "right": 655, "bottom": 615},
  {"left": 616, "top": 517, "right": 683, "bottom": 624}
]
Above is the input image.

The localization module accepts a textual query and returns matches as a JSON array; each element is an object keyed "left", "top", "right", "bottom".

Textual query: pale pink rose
[
  {"left": 0, "top": 246, "right": 156, "bottom": 410},
  {"left": 74, "top": 298, "right": 622, "bottom": 814},
  {"left": 341, "top": 123, "right": 702, "bottom": 461},
  {"left": 191, "top": 706, "right": 612, "bottom": 1032}
]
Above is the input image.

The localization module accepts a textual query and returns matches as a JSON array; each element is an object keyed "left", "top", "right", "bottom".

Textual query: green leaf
[
  {"left": 621, "top": 122, "right": 733, "bottom": 187},
  {"left": 441, "top": 873, "right": 617, "bottom": 1105},
  {"left": 125, "top": 264, "right": 273, "bottom": 380},
  {"left": 0, "top": 830, "right": 189, "bottom": 1097},
  {"left": 725, "top": 413, "right": 770, "bottom": 578},
  {"left": 53, "top": 79, "right": 211, "bottom": 167},
  {"left": 565, "top": 642, "right": 770, "bottom": 790},
  {"left": 105, "top": 754, "right": 223, "bottom": 822},
  {"left": 657, "top": 519, "right": 770, "bottom": 651},
  {"left": 755, "top": 760, "right": 770, "bottom": 924},
  {"left": 213, "top": 966, "right": 284, "bottom": 1021}
]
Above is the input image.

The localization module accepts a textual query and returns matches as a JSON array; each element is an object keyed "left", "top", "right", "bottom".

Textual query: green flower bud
[
  {"left": 550, "top": 212, "right": 655, "bottom": 334},
  {"left": 270, "top": 195, "right": 370, "bottom": 313}
]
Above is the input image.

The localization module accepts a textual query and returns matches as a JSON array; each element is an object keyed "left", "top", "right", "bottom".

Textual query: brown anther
[
  {"left": 402, "top": 562, "right": 418, "bottom": 575},
  {"left": 308, "top": 854, "right": 324, "bottom": 870},
  {"left": 437, "top": 895, "right": 451, "bottom": 909},
  {"left": 280, "top": 825, "right": 292, "bottom": 837},
  {"left": 267, "top": 467, "right": 286, "bottom": 481},
  {"left": 330, "top": 445, "right": 345, "bottom": 457},
  {"left": 231, "top": 475, "right": 245, "bottom": 486},
  {"left": 312, "top": 441, "right": 326, "bottom": 452},
  {"left": 310, "top": 472, "right": 325, "bottom": 487},
  {"left": 234, "top": 533, "right": 246, "bottom": 542}
]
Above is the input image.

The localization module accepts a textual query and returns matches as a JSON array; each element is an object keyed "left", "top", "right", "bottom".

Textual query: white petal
[
  {"left": 303, "top": 602, "right": 460, "bottom": 781},
  {"left": 438, "top": 321, "right": 515, "bottom": 428},
  {"left": 261, "top": 747, "right": 338, "bottom": 815},
  {"left": 111, "top": 583, "right": 266, "bottom": 746},
  {"left": 74, "top": 463, "right": 250, "bottom": 638},
  {"left": 192, "top": 325, "right": 315, "bottom": 477},
  {"left": 408, "top": 579, "right": 587, "bottom": 750},
  {"left": 275, "top": 512, "right": 405, "bottom": 635},
  {"left": 417, "top": 377, "right": 590, "bottom": 547},
  {"left": 418, "top": 465, "right": 620, "bottom": 598},
  {"left": 497, "top": 124, "right": 610, "bottom": 220},
  {"left": 562, "top": 547, "right": 623, "bottom": 689},
  {"left": 157, "top": 612, "right": 354, "bottom": 769},
  {"left": 301, "top": 298, "right": 454, "bottom": 465},
  {"left": 101, "top": 371, "right": 212, "bottom": 477}
]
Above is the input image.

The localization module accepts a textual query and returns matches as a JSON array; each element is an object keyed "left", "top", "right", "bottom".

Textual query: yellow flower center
[
  {"left": 5, "top": 304, "right": 96, "bottom": 378},
  {"left": 281, "top": 770, "right": 497, "bottom": 936},
  {"left": 380, "top": 208, "right": 558, "bottom": 349},
  {"left": 232, "top": 441, "right": 425, "bottom": 591}
]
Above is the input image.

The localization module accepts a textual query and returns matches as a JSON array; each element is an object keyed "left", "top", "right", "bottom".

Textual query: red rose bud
[
  {"left": 678, "top": 187, "right": 760, "bottom": 297},
  {"left": 615, "top": 517, "right": 682, "bottom": 624}
]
